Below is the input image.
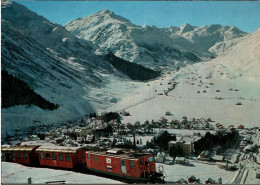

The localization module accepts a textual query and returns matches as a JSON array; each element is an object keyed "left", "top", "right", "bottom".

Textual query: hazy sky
[{"left": 16, "top": 1, "right": 260, "bottom": 33}]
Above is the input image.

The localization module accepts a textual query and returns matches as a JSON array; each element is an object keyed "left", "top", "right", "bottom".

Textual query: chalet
[
  {"left": 159, "top": 117, "right": 168, "bottom": 123},
  {"left": 212, "top": 155, "right": 225, "bottom": 162},
  {"left": 175, "top": 157, "right": 188, "bottom": 165},
  {"left": 198, "top": 150, "right": 210, "bottom": 160},
  {"left": 155, "top": 152, "right": 166, "bottom": 163}
]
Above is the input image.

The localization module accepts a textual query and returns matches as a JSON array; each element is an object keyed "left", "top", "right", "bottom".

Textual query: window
[
  {"left": 147, "top": 156, "right": 154, "bottom": 162},
  {"left": 12, "top": 153, "right": 16, "bottom": 159},
  {"left": 65, "top": 154, "right": 71, "bottom": 162},
  {"left": 46, "top": 153, "right": 50, "bottom": 160},
  {"left": 140, "top": 159, "right": 144, "bottom": 165},
  {"left": 23, "top": 153, "right": 27, "bottom": 159},
  {"left": 94, "top": 156, "right": 98, "bottom": 161},
  {"left": 52, "top": 154, "right": 57, "bottom": 161},
  {"left": 87, "top": 154, "right": 91, "bottom": 159},
  {"left": 107, "top": 165, "right": 112, "bottom": 171},
  {"left": 17, "top": 153, "right": 21, "bottom": 158},
  {"left": 130, "top": 161, "right": 135, "bottom": 167},
  {"left": 59, "top": 154, "right": 64, "bottom": 161},
  {"left": 40, "top": 153, "right": 44, "bottom": 159}
]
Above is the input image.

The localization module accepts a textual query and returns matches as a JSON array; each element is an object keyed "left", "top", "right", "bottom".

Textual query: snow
[
  {"left": 1, "top": 162, "right": 123, "bottom": 184},
  {"left": 106, "top": 29, "right": 260, "bottom": 128},
  {"left": 65, "top": 10, "right": 246, "bottom": 69},
  {"left": 159, "top": 161, "right": 236, "bottom": 184}
]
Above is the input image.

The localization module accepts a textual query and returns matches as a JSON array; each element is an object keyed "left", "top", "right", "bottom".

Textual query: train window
[
  {"left": 94, "top": 156, "right": 98, "bottom": 161},
  {"left": 59, "top": 154, "right": 64, "bottom": 161},
  {"left": 106, "top": 165, "right": 112, "bottom": 171},
  {"left": 147, "top": 156, "right": 154, "bottom": 162},
  {"left": 40, "top": 153, "right": 44, "bottom": 159},
  {"left": 88, "top": 154, "right": 91, "bottom": 159},
  {"left": 46, "top": 153, "right": 51, "bottom": 160},
  {"left": 130, "top": 161, "right": 135, "bottom": 167},
  {"left": 65, "top": 154, "right": 71, "bottom": 162},
  {"left": 52, "top": 154, "right": 57, "bottom": 161},
  {"left": 23, "top": 153, "right": 26, "bottom": 158},
  {"left": 12, "top": 153, "right": 16, "bottom": 159},
  {"left": 140, "top": 159, "right": 144, "bottom": 165},
  {"left": 17, "top": 153, "right": 21, "bottom": 158}
]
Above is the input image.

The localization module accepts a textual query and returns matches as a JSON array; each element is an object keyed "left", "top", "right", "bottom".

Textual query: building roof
[{"left": 212, "top": 155, "right": 224, "bottom": 161}]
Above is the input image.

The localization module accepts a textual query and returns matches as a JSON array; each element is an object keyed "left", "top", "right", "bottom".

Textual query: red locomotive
[
  {"left": 1, "top": 145, "right": 164, "bottom": 183},
  {"left": 85, "top": 148, "right": 164, "bottom": 183}
]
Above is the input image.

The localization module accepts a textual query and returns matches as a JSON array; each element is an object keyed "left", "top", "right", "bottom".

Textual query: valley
[{"left": 1, "top": 1, "right": 260, "bottom": 184}]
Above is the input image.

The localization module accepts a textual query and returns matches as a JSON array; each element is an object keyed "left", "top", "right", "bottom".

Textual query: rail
[{"left": 45, "top": 181, "right": 66, "bottom": 184}]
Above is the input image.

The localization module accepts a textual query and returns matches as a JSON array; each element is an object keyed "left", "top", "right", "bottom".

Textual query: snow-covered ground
[
  {"left": 160, "top": 161, "right": 236, "bottom": 184},
  {"left": 1, "top": 162, "right": 123, "bottom": 184},
  {"left": 107, "top": 69, "right": 260, "bottom": 128},
  {"left": 106, "top": 29, "right": 260, "bottom": 128}
]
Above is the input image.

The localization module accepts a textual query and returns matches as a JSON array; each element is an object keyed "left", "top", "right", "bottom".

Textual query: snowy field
[
  {"left": 160, "top": 161, "right": 236, "bottom": 184},
  {"left": 108, "top": 62, "right": 260, "bottom": 128},
  {"left": 1, "top": 162, "right": 123, "bottom": 184},
  {"left": 1, "top": 161, "right": 238, "bottom": 184}
]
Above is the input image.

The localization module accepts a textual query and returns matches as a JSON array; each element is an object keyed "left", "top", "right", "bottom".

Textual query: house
[
  {"left": 159, "top": 117, "right": 168, "bottom": 123},
  {"left": 243, "top": 145, "right": 253, "bottom": 153},
  {"left": 168, "top": 136, "right": 197, "bottom": 155},
  {"left": 212, "top": 155, "right": 225, "bottom": 162},
  {"left": 156, "top": 152, "right": 166, "bottom": 163},
  {"left": 198, "top": 150, "right": 210, "bottom": 160},
  {"left": 75, "top": 128, "right": 87, "bottom": 137},
  {"left": 154, "top": 130, "right": 168, "bottom": 140},
  {"left": 256, "top": 169, "right": 260, "bottom": 179},
  {"left": 175, "top": 157, "right": 188, "bottom": 165}
]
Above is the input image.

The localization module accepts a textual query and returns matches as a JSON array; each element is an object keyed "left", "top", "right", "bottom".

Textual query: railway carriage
[
  {"left": 35, "top": 146, "right": 86, "bottom": 169},
  {"left": 1, "top": 145, "right": 40, "bottom": 166}
]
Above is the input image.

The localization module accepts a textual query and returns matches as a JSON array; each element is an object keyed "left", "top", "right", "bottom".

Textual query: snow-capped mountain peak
[
  {"left": 66, "top": 10, "right": 247, "bottom": 69},
  {"left": 178, "top": 23, "right": 195, "bottom": 34}
]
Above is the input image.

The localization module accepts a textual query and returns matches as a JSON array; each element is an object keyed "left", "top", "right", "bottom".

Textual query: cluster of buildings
[{"left": 169, "top": 117, "right": 215, "bottom": 130}]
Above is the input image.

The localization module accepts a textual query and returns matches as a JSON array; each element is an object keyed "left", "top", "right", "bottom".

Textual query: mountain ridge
[{"left": 65, "top": 9, "right": 247, "bottom": 70}]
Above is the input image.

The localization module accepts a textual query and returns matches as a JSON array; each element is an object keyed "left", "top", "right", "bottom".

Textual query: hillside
[
  {"left": 107, "top": 28, "right": 260, "bottom": 128},
  {"left": 0, "top": 2, "right": 134, "bottom": 132},
  {"left": 1, "top": 70, "right": 59, "bottom": 110},
  {"left": 105, "top": 52, "right": 161, "bottom": 81}
]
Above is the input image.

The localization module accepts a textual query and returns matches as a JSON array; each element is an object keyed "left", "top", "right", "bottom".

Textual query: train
[{"left": 1, "top": 144, "right": 165, "bottom": 183}]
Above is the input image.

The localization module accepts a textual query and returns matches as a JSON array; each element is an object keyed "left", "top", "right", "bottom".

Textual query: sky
[{"left": 16, "top": 1, "right": 260, "bottom": 33}]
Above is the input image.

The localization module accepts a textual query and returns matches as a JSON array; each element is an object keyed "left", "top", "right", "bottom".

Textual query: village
[{"left": 2, "top": 109, "right": 260, "bottom": 184}]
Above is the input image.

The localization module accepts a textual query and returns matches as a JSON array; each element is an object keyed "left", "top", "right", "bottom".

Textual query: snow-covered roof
[
  {"left": 36, "top": 145, "right": 85, "bottom": 154},
  {"left": 2, "top": 145, "right": 39, "bottom": 152}
]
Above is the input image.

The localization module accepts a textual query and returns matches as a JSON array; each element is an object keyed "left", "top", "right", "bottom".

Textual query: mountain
[
  {"left": 65, "top": 10, "right": 247, "bottom": 70},
  {"left": 1, "top": 2, "right": 133, "bottom": 132},
  {"left": 209, "top": 28, "right": 260, "bottom": 83},
  {"left": 65, "top": 10, "right": 205, "bottom": 70},
  {"left": 172, "top": 24, "right": 247, "bottom": 55}
]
